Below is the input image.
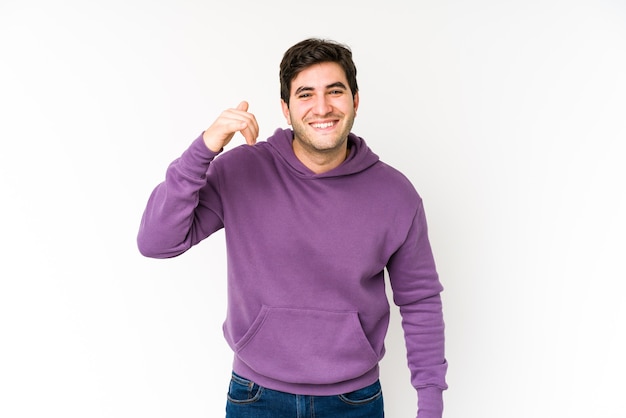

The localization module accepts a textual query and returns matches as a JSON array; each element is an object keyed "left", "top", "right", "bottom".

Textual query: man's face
[{"left": 281, "top": 62, "right": 359, "bottom": 156}]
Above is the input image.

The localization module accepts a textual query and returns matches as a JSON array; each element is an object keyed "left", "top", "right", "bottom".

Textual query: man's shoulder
[
  {"left": 373, "top": 160, "right": 417, "bottom": 187},
  {"left": 215, "top": 141, "right": 274, "bottom": 164}
]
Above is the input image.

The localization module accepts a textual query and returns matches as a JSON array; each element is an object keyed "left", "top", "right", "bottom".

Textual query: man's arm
[
  {"left": 137, "top": 101, "right": 259, "bottom": 258},
  {"left": 387, "top": 201, "right": 448, "bottom": 418}
]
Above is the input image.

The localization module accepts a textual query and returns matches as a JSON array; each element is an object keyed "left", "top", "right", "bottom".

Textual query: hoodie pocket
[{"left": 234, "top": 306, "right": 380, "bottom": 385}]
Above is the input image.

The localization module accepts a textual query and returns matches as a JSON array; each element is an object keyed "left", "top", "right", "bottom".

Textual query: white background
[{"left": 1, "top": 0, "right": 625, "bottom": 417}]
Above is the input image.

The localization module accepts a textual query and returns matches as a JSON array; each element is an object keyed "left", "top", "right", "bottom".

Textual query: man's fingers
[
  {"left": 203, "top": 101, "right": 259, "bottom": 151},
  {"left": 241, "top": 124, "right": 257, "bottom": 145},
  {"left": 231, "top": 101, "right": 258, "bottom": 145},
  {"left": 236, "top": 101, "right": 249, "bottom": 112}
]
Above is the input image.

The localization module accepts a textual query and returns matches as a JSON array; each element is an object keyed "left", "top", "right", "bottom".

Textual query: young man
[{"left": 137, "top": 38, "right": 448, "bottom": 418}]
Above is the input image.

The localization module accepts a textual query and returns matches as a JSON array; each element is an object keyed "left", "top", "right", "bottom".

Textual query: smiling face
[{"left": 281, "top": 61, "right": 359, "bottom": 171}]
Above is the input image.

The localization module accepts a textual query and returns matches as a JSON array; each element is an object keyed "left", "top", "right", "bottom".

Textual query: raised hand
[{"left": 202, "top": 101, "right": 259, "bottom": 152}]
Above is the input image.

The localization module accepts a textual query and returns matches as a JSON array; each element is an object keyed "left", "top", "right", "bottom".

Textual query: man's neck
[{"left": 292, "top": 140, "right": 349, "bottom": 174}]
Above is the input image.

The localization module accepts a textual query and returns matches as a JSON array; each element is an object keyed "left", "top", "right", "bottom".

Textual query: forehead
[{"left": 290, "top": 62, "right": 348, "bottom": 92}]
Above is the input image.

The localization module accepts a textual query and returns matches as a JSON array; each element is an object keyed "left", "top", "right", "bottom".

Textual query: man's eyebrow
[
  {"left": 294, "top": 86, "right": 314, "bottom": 95},
  {"left": 294, "top": 82, "right": 348, "bottom": 96},
  {"left": 327, "top": 82, "right": 347, "bottom": 90}
]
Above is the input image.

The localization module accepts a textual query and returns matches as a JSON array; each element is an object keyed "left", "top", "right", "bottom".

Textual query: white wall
[{"left": 1, "top": 1, "right": 624, "bottom": 417}]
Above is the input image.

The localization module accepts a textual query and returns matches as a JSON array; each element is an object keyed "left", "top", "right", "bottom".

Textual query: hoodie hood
[{"left": 267, "top": 128, "right": 380, "bottom": 179}]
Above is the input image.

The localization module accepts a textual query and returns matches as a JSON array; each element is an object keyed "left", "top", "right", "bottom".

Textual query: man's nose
[{"left": 312, "top": 95, "right": 332, "bottom": 115}]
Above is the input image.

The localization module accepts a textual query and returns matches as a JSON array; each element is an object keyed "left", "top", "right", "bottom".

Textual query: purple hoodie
[{"left": 138, "top": 128, "right": 447, "bottom": 417}]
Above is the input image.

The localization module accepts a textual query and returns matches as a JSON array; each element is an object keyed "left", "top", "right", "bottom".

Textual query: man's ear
[
  {"left": 353, "top": 92, "right": 360, "bottom": 115},
  {"left": 281, "top": 99, "right": 292, "bottom": 125}
]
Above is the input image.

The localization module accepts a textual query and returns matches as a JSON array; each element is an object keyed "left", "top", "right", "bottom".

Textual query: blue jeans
[{"left": 225, "top": 372, "right": 384, "bottom": 417}]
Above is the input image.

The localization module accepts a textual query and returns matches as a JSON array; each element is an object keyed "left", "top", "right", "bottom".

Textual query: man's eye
[
  {"left": 329, "top": 90, "right": 344, "bottom": 95},
  {"left": 298, "top": 93, "right": 311, "bottom": 98}
]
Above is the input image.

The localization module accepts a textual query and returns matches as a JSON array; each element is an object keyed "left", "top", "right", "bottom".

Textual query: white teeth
[{"left": 312, "top": 122, "right": 334, "bottom": 129}]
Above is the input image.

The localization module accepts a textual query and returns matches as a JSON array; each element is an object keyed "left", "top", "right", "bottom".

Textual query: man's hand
[{"left": 202, "top": 101, "right": 259, "bottom": 152}]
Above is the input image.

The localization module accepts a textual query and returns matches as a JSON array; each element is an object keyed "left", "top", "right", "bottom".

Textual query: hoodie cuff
[
  {"left": 416, "top": 386, "right": 444, "bottom": 418},
  {"left": 178, "top": 133, "right": 221, "bottom": 178}
]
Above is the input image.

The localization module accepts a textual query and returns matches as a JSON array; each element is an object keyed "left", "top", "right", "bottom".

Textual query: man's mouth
[{"left": 310, "top": 121, "right": 336, "bottom": 129}]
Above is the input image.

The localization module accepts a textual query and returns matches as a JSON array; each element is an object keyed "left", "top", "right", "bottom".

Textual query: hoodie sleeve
[
  {"left": 137, "top": 134, "right": 225, "bottom": 258},
  {"left": 387, "top": 200, "right": 448, "bottom": 418}
]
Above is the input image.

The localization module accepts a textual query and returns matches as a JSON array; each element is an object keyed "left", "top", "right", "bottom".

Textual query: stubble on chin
[{"left": 292, "top": 115, "right": 355, "bottom": 154}]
